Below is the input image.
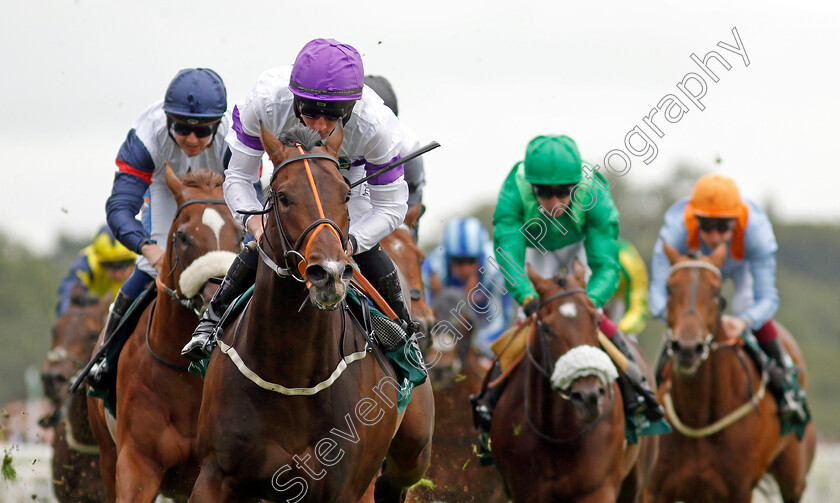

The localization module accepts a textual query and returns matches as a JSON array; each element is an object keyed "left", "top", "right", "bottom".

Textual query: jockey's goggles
[
  {"left": 297, "top": 100, "right": 354, "bottom": 122},
  {"left": 697, "top": 217, "right": 735, "bottom": 233},
  {"left": 100, "top": 259, "right": 135, "bottom": 270},
  {"left": 170, "top": 119, "right": 219, "bottom": 138},
  {"left": 531, "top": 183, "right": 575, "bottom": 200}
]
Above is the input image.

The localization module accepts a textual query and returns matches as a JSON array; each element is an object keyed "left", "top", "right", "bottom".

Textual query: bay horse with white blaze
[
  {"left": 491, "top": 264, "right": 657, "bottom": 503},
  {"left": 190, "top": 125, "right": 433, "bottom": 502},
  {"left": 645, "top": 244, "right": 816, "bottom": 503},
  {"left": 88, "top": 166, "right": 243, "bottom": 502}
]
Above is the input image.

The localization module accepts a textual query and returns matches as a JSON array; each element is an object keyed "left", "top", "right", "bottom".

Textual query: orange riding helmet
[{"left": 684, "top": 174, "right": 750, "bottom": 259}]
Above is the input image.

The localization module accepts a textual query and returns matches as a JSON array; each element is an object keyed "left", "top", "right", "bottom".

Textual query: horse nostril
[
  {"left": 571, "top": 392, "right": 583, "bottom": 402},
  {"left": 669, "top": 341, "right": 680, "bottom": 353},
  {"left": 598, "top": 387, "right": 606, "bottom": 397},
  {"left": 342, "top": 265, "right": 354, "bottom": 282},
  {"left": 306, "top": 265, "right": 329, "bottom": 286},
  {"left": 695, "top": 343, "right": 705, "bottom": 355}
]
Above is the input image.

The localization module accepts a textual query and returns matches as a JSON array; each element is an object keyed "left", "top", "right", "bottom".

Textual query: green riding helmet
[{"left": 523, "top": 135, "right": 582, "bottom": 185}]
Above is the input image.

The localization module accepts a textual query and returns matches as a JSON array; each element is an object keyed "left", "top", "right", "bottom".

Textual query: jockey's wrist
[
  {"left": 522, "top": 295, "right": 539, "bottom": 317},
  {"left": 138, "top": 238, "right": 157, "bottom": 252},
  {"left": 347, "top": 234, "right": 358, "bottom": 256}
]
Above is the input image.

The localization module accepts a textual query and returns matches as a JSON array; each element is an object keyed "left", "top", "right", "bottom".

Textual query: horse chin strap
[{"left": 251, "top": 143, "right": 346, "bottom": 287}]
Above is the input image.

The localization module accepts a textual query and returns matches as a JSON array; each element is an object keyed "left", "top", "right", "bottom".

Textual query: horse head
[
  {"left": 259, "top": 124, "right": 353, "bottom": 310},
  {"left": 662, "top": 242, "right": 727, "bottom": 376},
  {"left": 42, "top": 295, "right": 108, "bottom": 415},
  {"left": 162, "top": 165, "right": 243, "bottom": 313},
  {"left": 528, "top": 262, "right": 608, "bottom": 424},
  {"left": 425, "top": 286, "right": 478, "bottom": 387}
]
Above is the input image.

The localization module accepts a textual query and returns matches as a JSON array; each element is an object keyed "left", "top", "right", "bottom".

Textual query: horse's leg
[
  {"left": 190, "top": 459, "right": 237, "bottom": 503},
  {"left": 114, "top": 445, "right": 165, "bottom": 503},
  {"left": 768, "top": 422, "right": 817, "bottom": 503},
  {"left": 88, "top": 396, "right": 118, "bottom": 503},
  {"left": 376, "top": 380, "right": 434, "bottom": 502}
]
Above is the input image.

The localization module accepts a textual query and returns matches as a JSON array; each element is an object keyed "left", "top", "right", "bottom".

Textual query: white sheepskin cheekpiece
[
  {"left": 550, "top": 345, "right": 619, "bottom": 391},
  {"left": 178, "top": 251, "right": 237, "bottom": 298}
]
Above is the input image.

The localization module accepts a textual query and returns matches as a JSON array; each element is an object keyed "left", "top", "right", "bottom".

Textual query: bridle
[
  {"left": 526, "top": 286, "right": 589, "bottom": 381},
  {"left": 245, "top": 145, "right": 348, "bottom": 284},
  {"left": 156, "top": 197, "right": 231, "bottom": 316},
  {"left": 663, "top": 260, "right": 733, "bottom": 361},
  {"left": 523, "top": 281, "right": 615, "bottom": 444},
  {"left": 661, "top": 260, "right": 769, "bottom": 438}
]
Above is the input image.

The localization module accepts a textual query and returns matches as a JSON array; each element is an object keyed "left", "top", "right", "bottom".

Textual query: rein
[
  {"left": 217, "top": 142, "right": 371, "bottom": 396},
  {"left": 144, "top": 298, "right": 191, "bottom": 372},
  {"left": 248, "top": 145, "right": 346, "bottom": 283}
]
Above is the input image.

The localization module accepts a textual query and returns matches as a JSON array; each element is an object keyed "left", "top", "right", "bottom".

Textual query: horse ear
[
  {"left": 709, "top": 243, "right": 728, "bottom": 267},
  {"left": 662, "top": 242, "right": 683, "bottom": 265},
  {"left": 572, "top": 258, "right": 587, "bottom": 286},
  {"left": 260, "top": 126, "right": 285, "bottom": 167},
  {"left": 324, "top": 119, "right": 344, "bottom": 157},
  {"left": 526, "top": 264, "right": 547, "bottom": 292},
  {"left": 164, "top": 162, "right": 189, "bottom": 204},
  {"left": 404, "top": 203, "right": 423, "bottom": 229}
]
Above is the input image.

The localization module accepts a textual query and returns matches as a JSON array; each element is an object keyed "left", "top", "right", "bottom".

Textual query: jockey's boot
[
  {"left": 470, "top": 379, "right": 507, "bottom": 434},
  {"left": 608, "top": 331, "right": 665, "bottom": 422},
  {"left": 375, "top": 269, "right": 420, "bottom": 342},
  {"left": 86, "top": 290, "right": 133, "bottom": 389},
  {"left": 760, "top": 338, "right": 808, "bottom": 424},
  {"left": 181, "top": 250, "right": 257, "bottom": 361}
]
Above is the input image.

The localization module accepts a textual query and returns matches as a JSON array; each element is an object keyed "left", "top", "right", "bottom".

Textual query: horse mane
[
  {"left": 278, "top": 126, "right": 322, "bottom": 150},
  {"left": 182, "top": 168, "right": 224, "bottom": 192}
]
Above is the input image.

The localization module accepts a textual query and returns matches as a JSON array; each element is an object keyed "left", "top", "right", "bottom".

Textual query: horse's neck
[{"left": 240, "top": 276, "right": 342, "bottom": 376}]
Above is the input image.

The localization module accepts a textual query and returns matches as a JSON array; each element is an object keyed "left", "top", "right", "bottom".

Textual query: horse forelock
[
  {"left": 181, "top": 168, "right": 224, "bottom": 194},
  {"left": 278, "top": 126, "right": 322, "bottom": 151}
]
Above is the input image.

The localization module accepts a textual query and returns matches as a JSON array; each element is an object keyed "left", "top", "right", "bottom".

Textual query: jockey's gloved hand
[
  {"left": 346, "top": 234, "right": 358, "bottom": 256},
  {"left": 523, "top": 295, "right": 539, "bottom": 317}
]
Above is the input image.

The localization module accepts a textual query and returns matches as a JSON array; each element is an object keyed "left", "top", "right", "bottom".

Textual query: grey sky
[{"left": 2, "top": 0, "right": 838, "bottom": 252}]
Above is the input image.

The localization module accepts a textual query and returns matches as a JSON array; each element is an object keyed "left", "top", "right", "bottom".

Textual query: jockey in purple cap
[{"left": 182, "top": 38, "right": 417, "bottom": 361}]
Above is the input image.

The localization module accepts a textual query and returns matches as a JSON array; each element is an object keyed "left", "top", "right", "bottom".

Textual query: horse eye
[
  {"left": 344, "top": 192, "right": 351, "bottom": 203},
  {"left": 177, "top": 231, "right": 190, "bottom": 246},
  {"left": 278, "top": 192, "right": 290, "bottom": 206}
]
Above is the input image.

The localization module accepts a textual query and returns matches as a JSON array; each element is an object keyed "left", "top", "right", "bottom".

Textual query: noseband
[
  {"left": 523, "top": 283, "right": 616, "bottom": 443},
  {"left": 157, "top": 198, "right": 230, "bottom": 316},
  {"left": 247, "top": 144, "right": 347, "bottom": 283}
]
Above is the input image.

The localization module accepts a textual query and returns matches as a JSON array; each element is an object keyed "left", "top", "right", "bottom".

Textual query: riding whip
[{"left": 350, "top": 141, "right": 440, "bottom": 188}]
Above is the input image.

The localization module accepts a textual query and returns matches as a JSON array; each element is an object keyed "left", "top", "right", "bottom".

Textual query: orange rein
[{"left": 294, "top": 142, "right": 344, "bottom": 283}]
